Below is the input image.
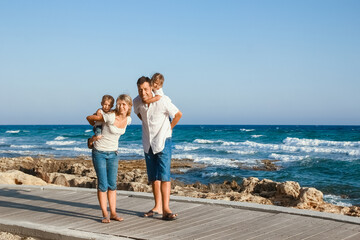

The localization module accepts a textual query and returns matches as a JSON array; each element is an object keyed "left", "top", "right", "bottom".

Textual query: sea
[{"left": 1, "top": 125, "right": 359, "bottom": 207}]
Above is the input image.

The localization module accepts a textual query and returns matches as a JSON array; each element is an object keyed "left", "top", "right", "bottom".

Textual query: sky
[{"left": 0, "top": 0, "right": 359, "bottom": 125}]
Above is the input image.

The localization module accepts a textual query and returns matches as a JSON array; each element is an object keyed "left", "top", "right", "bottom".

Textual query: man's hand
[{"left": 171, "top": 111, "right": 182, "bottom": 129}]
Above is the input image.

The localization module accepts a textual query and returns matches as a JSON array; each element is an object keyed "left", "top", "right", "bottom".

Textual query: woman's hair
[
  {"left": 151, "top": 73, "right": 164, "bottom": 85},
  {"left": 116, "top": 94, "right": 132, "bottom": 116},
  {"left": 101, "top": 95, "right": 114, "bottom": 107}
]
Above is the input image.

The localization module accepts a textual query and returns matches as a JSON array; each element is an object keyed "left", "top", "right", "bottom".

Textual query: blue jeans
[
  {"left": 145, "top": 138, "right": 172, "bottom": 182},
  {"left": 92, "top": 149, "right": 119, "bottom": 192}
]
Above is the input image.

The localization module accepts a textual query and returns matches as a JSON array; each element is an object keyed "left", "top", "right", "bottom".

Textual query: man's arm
[{"left": 171, "top": 111, "right": 182, "bottom": 129}]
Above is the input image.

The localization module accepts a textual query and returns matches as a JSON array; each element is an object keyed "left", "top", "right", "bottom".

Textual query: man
[{"left": 133, "top": 76, "right": 182, "bottom": 221}]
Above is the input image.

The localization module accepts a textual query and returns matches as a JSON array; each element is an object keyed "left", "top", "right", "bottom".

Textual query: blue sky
[{"left": 1, "top": 0, "right": 359, "bottom": 125}]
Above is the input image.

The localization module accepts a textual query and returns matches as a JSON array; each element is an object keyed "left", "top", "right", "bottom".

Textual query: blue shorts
[
  {"left": 145, "top": 138, "right": 172, "bottom": 182},
  {"left": 92, "top": 149, "right": 119, "bottom": 192}
]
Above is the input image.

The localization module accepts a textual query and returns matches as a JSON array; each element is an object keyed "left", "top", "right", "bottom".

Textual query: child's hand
[{"left": 93, "top": 135, "right": 102, "bottom": 142}]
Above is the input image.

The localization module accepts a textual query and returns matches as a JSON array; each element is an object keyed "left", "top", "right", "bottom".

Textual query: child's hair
[
  {"left": 101, "top": 95, "right": 115, "bottom": 107},
  {"left": 151, "top": 73, "right": 164, "bottom": 86},
  {"left": 116, "top": 94, "right": 132, "bottom": 116}
]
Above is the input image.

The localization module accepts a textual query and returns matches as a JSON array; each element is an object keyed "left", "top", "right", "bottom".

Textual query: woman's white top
[{"left": 93, "top": 113, "right": 131, "bottom": 152}]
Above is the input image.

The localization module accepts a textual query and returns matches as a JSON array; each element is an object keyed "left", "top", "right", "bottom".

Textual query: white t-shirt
[
  {"left": 93, "top": 113, "right": 131, "bottom": 151},
  {"left": 134, "top": 95, "right": 179, "bottom": 154},
  {"left": 153, "top": 88, "right": 164, "bottom": 97}
]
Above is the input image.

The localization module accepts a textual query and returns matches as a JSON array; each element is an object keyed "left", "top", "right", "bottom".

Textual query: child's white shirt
[
  {"left": 94, "top": 109, "right": 110, "bottom": 127},
  {"left": 153, "top": 88, "right": 164, "bottom": 96}
]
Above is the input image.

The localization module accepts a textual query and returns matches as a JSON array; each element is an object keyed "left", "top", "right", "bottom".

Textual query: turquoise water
[{"left": 1, "top": 125, "right": 359, "bottom": 206}]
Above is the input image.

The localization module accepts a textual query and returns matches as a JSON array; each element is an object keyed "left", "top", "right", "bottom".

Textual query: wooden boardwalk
[{"left": 0, "top": 185, "right": 359, "bottom": 240}]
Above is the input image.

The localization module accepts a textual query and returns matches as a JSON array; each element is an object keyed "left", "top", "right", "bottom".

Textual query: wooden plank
[
  {"left": 305, "top": 223, "right": 360, "bottom": 240},
  {"left": 205, "top": 213, "right": 300, "bottom": 240},
  {"left": 253, "top": 216, "right": 328, "bottom": 240},
  {"left": 179, "top": 210, "right": 272, "bottom": 240},
  {"left": 343, "top": 232, "right": 360, "bottom": 240},
  {"left": 285, "top": 219, "right": 345, "bottom": 240},
  {"left": 150, "top": 207, "right": 250, "bottom": 240},
  {"left": 130, "top": 205, "right": 218, "bottom": 238}
]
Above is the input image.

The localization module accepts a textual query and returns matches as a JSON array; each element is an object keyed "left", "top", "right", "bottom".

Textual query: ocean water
[{"left": 1, "top": 125, "right": 359, "bottom": 207}]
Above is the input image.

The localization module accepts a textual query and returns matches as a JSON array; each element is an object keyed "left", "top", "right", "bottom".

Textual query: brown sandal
[
  {"left": 144, "top": 210, "right": 161, "bottom": 217},
  {"left": 162, "top": 213, "right": 177, "bottom": 221},
  {"left": 101, "top": 217, "right": 110, "bottom": 223}
]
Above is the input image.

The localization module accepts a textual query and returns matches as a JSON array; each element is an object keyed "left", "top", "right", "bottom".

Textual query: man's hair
[
  {"left": 151, "top": 73, "right": 164, "bottom": 85},
  {"left": 137, "top": 76, "right": 151, "bottom": 86},
  {"left": 101, "top": 95, "right": 114, "bottom": 107}
]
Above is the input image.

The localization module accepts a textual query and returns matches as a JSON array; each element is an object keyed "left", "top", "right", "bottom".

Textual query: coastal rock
[
  {"left": 53, "top": 174, "right": 70, "bottom": 187},
  {"left": 276, "top": 181, "right": 300, "bottom": 199},
  {"left": 297, "top": 187, "right": 324, "bottom": 209},
  {"left": 0, "top": 170, "right": 47, "bottom": 186}
]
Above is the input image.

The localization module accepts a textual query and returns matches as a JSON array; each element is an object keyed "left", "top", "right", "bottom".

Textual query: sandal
[
  {"left": 162, "top": 213, "right": 177, "bottom": 221},
  {"left": 110, "top": 215, "right": 124, "bottom": 222},
  {"left": 101, "top": 217, "right": 110, "bottom": 223},
  {"left": 144, "top": 210, "right": 161, "bottom": 217}
]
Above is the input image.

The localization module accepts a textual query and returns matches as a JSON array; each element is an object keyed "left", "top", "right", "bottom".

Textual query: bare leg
[
  {"left": 108, "top": 190, "right": 123, "bottom": 221},
  {"left": 97, "top": 190, "right": 109, "bottom": 222},
  {"left": 108, "top": 190, "right": 117, "bottom": 216},
  {"left": 161, "top": 181, "right": 172, "bottom": 214},
  {"left": 152, "top": 180, "right": 163, "bottom": 213}
]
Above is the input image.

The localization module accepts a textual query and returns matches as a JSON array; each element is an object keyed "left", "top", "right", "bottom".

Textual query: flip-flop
[
  {"left": 144, "top": 210, "right": 161, "bottom": 217},
  {"left": 101, "top": 217, "right": 110, "bottom": 223},
  {"left": 110, "top": 215, "right": 124, "bottom": 222},
  {"left": 162, "top": 213, "right": 177, "bottom": 221}
]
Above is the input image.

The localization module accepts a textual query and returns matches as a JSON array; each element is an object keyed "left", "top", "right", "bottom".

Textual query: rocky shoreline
[{"left": 1, "top": 156, "right": 359, "bottom": 217}]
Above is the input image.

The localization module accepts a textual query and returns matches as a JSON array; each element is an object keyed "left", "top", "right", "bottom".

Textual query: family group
[{"left": 86, "top": 73, "right": 182, "bottom": 223}]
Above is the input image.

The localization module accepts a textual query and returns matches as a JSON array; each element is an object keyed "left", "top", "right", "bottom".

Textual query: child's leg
[{"left": 94, "top": 125, "right": 102, "bottom": 136}]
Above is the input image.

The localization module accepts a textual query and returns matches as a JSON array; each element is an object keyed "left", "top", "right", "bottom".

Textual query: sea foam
[
  {"left": 6, "top": 130, "right": 20, "bottom": 133},
  {"left": 46, "top": 141, "right": 76, "bottom": 146},
  {"left": 54, "top": 136, "right": 66, "bottom": 141},
  {"left": 10, "top": 145, "right": 37, "bottom": 149},
  {"left": 283, "top": 137, "right": 360, "bottom": 148}
]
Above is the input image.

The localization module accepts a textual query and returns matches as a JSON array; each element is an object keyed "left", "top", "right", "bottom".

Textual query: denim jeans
[
  {"left": 92, "top": 149, "right": 119, "bottom": 192},
  {"left": 145, "top": 138, "right": 172, "bottom": 182}
]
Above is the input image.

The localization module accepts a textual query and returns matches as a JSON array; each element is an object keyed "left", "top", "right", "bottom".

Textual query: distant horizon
[{"left": 1, "top": 124, "right": 360, "bottom": 126}]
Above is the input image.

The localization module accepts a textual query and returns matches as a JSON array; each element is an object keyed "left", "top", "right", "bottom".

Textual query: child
[
  {"left": 142, "top": 73, "right": 165, "bottom": 104},
  {"left": 87, "top": 95, "right": 114, "bottom": 149},
  {"left": 142, "top": 73, "right": 172, "bottom": 122}
]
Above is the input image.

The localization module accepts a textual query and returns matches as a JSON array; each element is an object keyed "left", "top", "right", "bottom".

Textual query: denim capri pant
[
  {"left": 145, "top": 138, "right": 172, "bottom": 182},
  {"left": 92, "top": 149, "right": 119, "bottom": 192}
]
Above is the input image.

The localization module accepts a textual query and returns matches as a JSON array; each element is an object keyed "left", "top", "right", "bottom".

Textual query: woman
[{"left": 86, "top": 94, "right": 132, "bottom": 223}]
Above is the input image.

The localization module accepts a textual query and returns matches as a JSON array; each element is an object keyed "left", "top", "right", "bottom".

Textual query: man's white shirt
[{"left": 134, "top": 95, "right": 179, "bottom": 154}]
